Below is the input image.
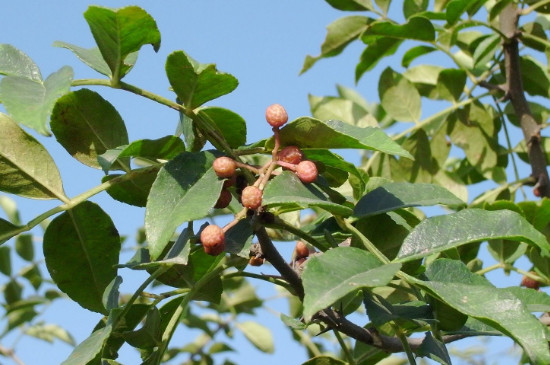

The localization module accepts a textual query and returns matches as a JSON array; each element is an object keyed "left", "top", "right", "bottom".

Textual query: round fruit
[
  {"left": 214, "top": 189, "right": 232, "bottom": 209},
  {"left": 213, "top": 157, "right": 237, "bottom": 178},
  {"left": 265, "top": 104, "right": 288, "bottom": 128},
  {"left": 200, "top": 225, "right": 225, "bottom": 256},
  {"left": 296, "top": 160, "right": 318, "bottom": 183},
  {"left": 241, "top": 186, "right": 263, "bottom": 210},
  {"left": 534, "top": 186, "right": 542, "bottom": 197},
  {"left": 294, "top": 241, "right": 309, "bottom": 260},
  {"left": 278, "top": 145, "right": 304, "bottom": 165}
]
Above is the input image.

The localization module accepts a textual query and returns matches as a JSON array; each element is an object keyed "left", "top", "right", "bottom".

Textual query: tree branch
[{"left": 500, "top": 3, "right": 550, "bottom": 197}]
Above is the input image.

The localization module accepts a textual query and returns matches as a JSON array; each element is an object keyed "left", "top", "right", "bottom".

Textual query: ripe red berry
[
  {"left": 265, "top": 104, "right": 288, "bottom": 128},
  {"left": 241, "top": 186, "right": 263, "bottom": 210},
  {"left": 296, "top": 160, "right": 318, "bottom": 184},
  {"left": 214, "top": 189, "right": 232, "bottom": 209},
  {"left": 294, "top": 241, "right": 309, "bottom": 260},
  {"left": 278, "top": 145, "right": 304, "bottom": 165},
  {"left": 213, "top": 157, "right": 237, "bottom": 178},
  {"left": 200, "top": 225, "right": 225, "bottom": 256},
  {"left": 534, "top": 186, "right": 541, "bottom": 197}
]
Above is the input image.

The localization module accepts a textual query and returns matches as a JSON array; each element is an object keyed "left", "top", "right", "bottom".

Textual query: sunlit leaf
[
  {"left": 0, "top": 113, "right": 65, "bottom": 200},
  {"left": 396, "top": 209, "right": 550, "bottom": 262},
  {"left": 235, "top": 321, "right": 274, "bottom": 353},
  {"left": 0, "top": 44, "right": 41, "bottom": 80}
]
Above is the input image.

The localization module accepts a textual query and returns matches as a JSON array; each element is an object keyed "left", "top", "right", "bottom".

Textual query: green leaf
[
  {"left": 0, "top": 44, "right": 41, "bottom": 80},
  {"left": 504, "top": 286, "right": 550, "bottom": 313},
  {"left": 103, "top": 276, "right": 122, "bottom": 312},
  {"left": 417, "top": 332, "right": 452, "bottom": 365},
  {"left": 0, "top": 113, "right": 65, "bottom": 200},
  {"left": 235, "top": 321, "right": 274, "bottom": 353},
  {"left": 145, "top": 151, "right": 223, "bottom": 259},
  {"left": 166, "top": 50, "right": 238, "bottom": 109},
  {"left": 51, "top": 89, "right": 129, "bottom": 169},
  {"left": 84, "top": 6, "right": 160, "bottom": 81},
  {"left": 0, "top": 246, "right": 11, "bottom": 276},
  {"left": 355, "top": 38, "right": 402, "bottom": 82},
  {"left": 0, "top": 196, "right": 21, "bottom": 224},
  {"left": 302, "top": 356, "right": 347, "bottom": 365},
  {"left": 0, "top": 66, "right": 73, "bottom": 136},
  {"left": 401, "top": 45, "right": 437, "bottom": 67},
  {"left": 324, "top": 0, "right": 373, "bottom": 11},
  {"left": 15, "top": 234, "right": 34, "bottom": 261},
  {"left": 362, "top": 17, "right": 435, "bottom": 43},
  {"left": 25, "top": 323, "right": 75, "bottom": 345},
  {"left": 0, "top": 219, "right": 19, "bottom": 245},
  {"left": 396, "top": 209, "right": 550, "bottom": 262},
  {"left": 379, "top": 67, "right": 422, "bottom": 122},
  {"left": 266, "top": 117, "right": 412, "bottom": 159},
  {"left": 98, "top": 136, "right": 184, "bottom": 172},
  {"left": 102, "top": 167, "right": 160, "bottom": 207},
  {"left": 520, "top": 56, "right": 550, "bottom": 98},
  {"left": 403, "top": 0, "right": 429, "bottom": 18},
  {"left": 123, "top": 307, "right": 161, "bottom": 349},
  {"left": 473, "top": 34, "right": 500, "bottom": 67},
  {"left": 197, "top": 107, "right": 246, "bottom": 148},
  {"left": 354, "top": 182, "right": 464, "bottom": 219},
  {"left": 436, "top": 68, "right": 467, "bottom": 101},
  {"left": 417, "top": 259, "right": 550, "bottom": 365},
  {"left": 262, "top": 171, "right": 353, "bottom": 216},
  {"left": 302, "top": 247, "right": 401, "bottom": 320},
  {"left": 301, "top": 16, "right": 372, "bottom": 74},
  {"left": 43, "top": 201, "right": 121, "bottom": 314},
  {"left": 61, "top": 320, "right": 113, "bottom": 365},
  {"left": 53, "top": 41, "right": 112, "bottom": 77}
]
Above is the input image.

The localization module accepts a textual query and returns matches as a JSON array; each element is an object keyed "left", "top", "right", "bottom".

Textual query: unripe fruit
[
  {"left": 241, "top": 186, "right": 263, "bottom": 210},
  {"left": 265, "top": 104, "right": 288, "bottom": 128},
  {"left": 214, "top": 189, "right": 232, "bottom": 209},
  {"left": 296, "top": 160, "right": 318, "bottom": 184},
  {"left": 294, "top": 241, "right": 309, "bottom": 260},
  {"left": 278, "top": 145, "right": 304, "bottom": 165},
  {"left": 213, "top": 157, "right": 237, "bottom": 178},
  {"left": 200, "top": 225, "right": 225, "bottom": 256}
]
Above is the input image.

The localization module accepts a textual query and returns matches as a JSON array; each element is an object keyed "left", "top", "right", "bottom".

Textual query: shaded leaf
[
  {"left": 303, "top": 356, "right": 347, "bottom": 365},
  {"left": 103, "top": 276, "right": 122, "bottom": 312},
  {"left": 324, "top": 0, "right": 373, "bottom": 11},
  {"left": 197, "top": 107, "right": 246, "bottom": 148},
  {"left": 401, "top": 45, "right": 437, "bottom": 68},
  {"left": 61, "top": 320, "right": 113, "bottom": 365},
  {"left": 354, "top": 182, "right": 464, "bottom": 219},
  {"left": 43, "top": 201, "right": 120, "bottom": 314},
  {"left": 0, "top": 66, "right": 72, "bottom": 135},
  {"left": 302, "top": 247, "right": 401, "bottom": 320},
  {"left": 15, "top": 234, "right": 34, "bottom": 261},
  {"left": 0, "top": 219, "right": 19, "bottom": 245},
  {"left": 145, "top": 151, "right": 222, "bottom": 259},
  {"left": 166, "top": 50, "right": 238, "bottom": 109},
  {"left": 51, "top": 89, "right": 129, "bottom": 169},
  {"left": 396, "top": 209, "right": 550, "bottom": 262},
  {"left": 263, "top": 171, "right": 353, "bottom": 216},
  {"left": 84, "top": 6, "right": 160, "bottom": 80},
  {"left": 266, "top": 117, "right": 412, "bottom": 158},
  {"left": 356, "top": 38, "right": 402, "bottom": 82},
  {"left": 102, "top": 167, "right": 159, "bottom": 207},
  {"left": 0, "top": 246, "right": 11, "bottom": 276},
  {"left": 0, "top": 113, "right": 65, "bottom": 199},
  {"left": 362, "top": 17, "right": 435, "bottom": 43}
]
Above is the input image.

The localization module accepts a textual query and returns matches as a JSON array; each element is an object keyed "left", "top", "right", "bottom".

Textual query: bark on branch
[{"left": 500, "top": 3, "right": 550, "bottom": 197}]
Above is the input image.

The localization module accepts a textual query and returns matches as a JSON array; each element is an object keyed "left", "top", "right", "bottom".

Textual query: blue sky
[{"left": 0, "top": 1, "right": 535, "bottom": 364}]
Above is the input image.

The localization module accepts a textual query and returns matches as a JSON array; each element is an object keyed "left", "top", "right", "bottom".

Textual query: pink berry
[
  {"left": 200, "top": 225, "right": 225, "bottom": 256},
  {"left": 241, "top": 186, "right": 263, "bottom": 210},
  {"left": 265, "top": 104, "right": 288, "bottom": 128},
  {"left": 213, "top": 157, "right": 237, "bottom": 178},
  {"left": 296, "top": 160, "right": 318, "bottom": 183},
  {"left": 278, "top": 145, "right": 304, "bottom": 165}
]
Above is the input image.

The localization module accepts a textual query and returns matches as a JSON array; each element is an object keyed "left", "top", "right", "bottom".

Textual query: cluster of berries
[{"left": 200, "top": 104, "right": 319, "bottom": 257}]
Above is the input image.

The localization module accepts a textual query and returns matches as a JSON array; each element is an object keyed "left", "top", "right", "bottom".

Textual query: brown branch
[{"left": 500, "top": 3, "right": 550, "bottom": 197}]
